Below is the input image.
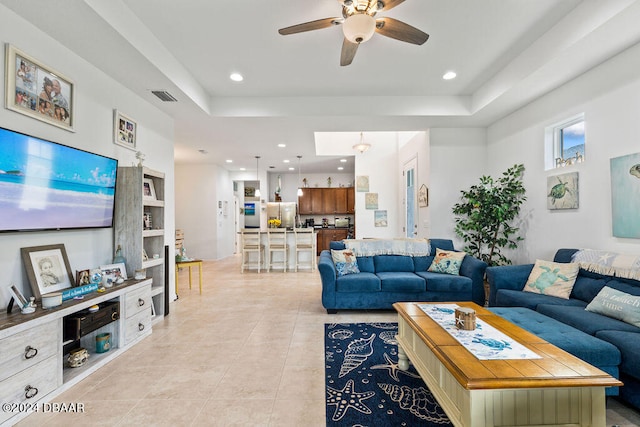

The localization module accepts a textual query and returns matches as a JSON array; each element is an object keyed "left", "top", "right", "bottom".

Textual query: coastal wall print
[
  {"left": 611, "top": 152, "right": 640, "bottom": 238},
  {"left": 365, "top": 193, "right": 378, "bottom": 209},
  {"left": 5, "top": 44, "right": 74, "bottom": 131},
  {"left": 356, "top": 176, "right": 369, "bottom": 192},
  {"left": 547, "top": 172, "right": 579, "bottom": 210}
]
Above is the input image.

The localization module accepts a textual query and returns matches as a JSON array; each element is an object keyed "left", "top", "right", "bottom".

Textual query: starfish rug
[{"left": 325, "top": 322, "right": 452, "bottom": 426}]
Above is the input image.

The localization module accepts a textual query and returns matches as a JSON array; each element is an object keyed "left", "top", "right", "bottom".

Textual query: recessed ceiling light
[
  {"left": 442, "top": 71, "right": 457, "bottom": 80},
  {"left": 283, "top": 159, "right": 290, "bottom": 163},
  {"left": 340, "top": 159, "right": 347, "bottom": 163},
  {"left": 288, "top": 167, "right": 295, "bottom": 171},
  {"left": 229, "top": 72, "right": 243, "bottom": 82},
  {"left": 225, "top": 159, "right": 233, "bottom": 163},
  {"left": 338, "top": 167, "right": 344, "bottom": 171},
  {"left": 277, "top": 143, "right": 286, "bottom": 148},
  {"left": 240, "top": 167, "right": 246, "bottom": 171},
  {"left": 198, "top": 149, "right": 208, "bottom": 154}
]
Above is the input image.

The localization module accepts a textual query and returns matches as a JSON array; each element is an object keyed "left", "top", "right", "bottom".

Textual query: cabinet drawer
[
  {"left": 124, "top": 286, "right": 152, "bottom": 318},
  {"left": 0, "top": 320, "right": 59, "bottom": 383},
  {"left": 0, "top": 355, "right": 61, "bottom": 425},
  {"left": 124, "top": 309, "right": 151, "bottom": 345}
]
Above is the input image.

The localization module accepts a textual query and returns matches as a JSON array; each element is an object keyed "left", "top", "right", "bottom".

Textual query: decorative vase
[{"left": 113, "top": 245, "right": 126, "bottom": 264}]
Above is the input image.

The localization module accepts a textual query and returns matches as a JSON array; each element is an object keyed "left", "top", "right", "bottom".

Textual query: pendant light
[
  {"left": 297, "top": 155, "right": 303, "bottom": 197},
  {"left": 353, "top": 132, "right": 371, "bottom": 153},
  {"left": 254, "top": 156, "right": 261, "bottom": 198}
]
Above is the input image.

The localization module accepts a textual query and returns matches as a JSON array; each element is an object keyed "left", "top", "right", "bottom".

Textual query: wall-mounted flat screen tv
[{"left": 0, "top": 126, "right": 118, "bottom": 232}]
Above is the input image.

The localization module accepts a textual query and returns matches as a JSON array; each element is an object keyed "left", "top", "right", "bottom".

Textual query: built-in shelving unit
[{"left": 114, "top": 166, "right": 166, "bottom": 322}]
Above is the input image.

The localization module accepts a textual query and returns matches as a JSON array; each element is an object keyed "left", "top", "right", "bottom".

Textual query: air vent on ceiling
[{"left": 151, "top": 90, "right": 177, "bottom": 102}]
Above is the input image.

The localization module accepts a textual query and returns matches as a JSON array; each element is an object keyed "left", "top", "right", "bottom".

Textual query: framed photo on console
[
  {"left": 143, "top": 178, "right": 156, "bottom": 200},
  {"left": 113, "top": 109, "right": 137, "bottom": 150},
  {"left": 21, "top": 244, "right": 74, "bottom": 300}
]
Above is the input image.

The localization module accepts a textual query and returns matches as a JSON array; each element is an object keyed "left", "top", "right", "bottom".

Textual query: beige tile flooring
[{"left": 16, "top": 256, "right": 640, "bottom": 426}]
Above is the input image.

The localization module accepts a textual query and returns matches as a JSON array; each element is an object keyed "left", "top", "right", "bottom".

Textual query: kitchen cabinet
[
  {"left": 317, "top": 228, "right": 349, "bottom": 255},
  {"left": 299, "top": 187, "right": 355, "bottom": 215},
  {"left": 298, "top": 188, "right": 323, "bottom": 214}
]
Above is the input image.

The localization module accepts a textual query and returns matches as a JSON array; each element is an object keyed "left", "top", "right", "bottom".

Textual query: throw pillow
[
  {"left": 586, "top": 286, "right": 640, "bottom": 328},
  {"left": 522, "top": 259, "right": 579, "bottom": 299},
  {"left": 427, "top": 248, "right": 466, "bottom": 275},
  {"left": 331, "top": 249, "right": 360, "bottom": 277}
]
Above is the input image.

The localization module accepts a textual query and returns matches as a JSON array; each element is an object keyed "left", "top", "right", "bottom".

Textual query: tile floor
[{"left": 15, "top": 256, "right": 640, "bottom": 426}]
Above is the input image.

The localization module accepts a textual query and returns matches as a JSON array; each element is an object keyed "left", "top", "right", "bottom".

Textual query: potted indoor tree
[{"left": 452, "top": 163, "right": 526, "bottom": 266}]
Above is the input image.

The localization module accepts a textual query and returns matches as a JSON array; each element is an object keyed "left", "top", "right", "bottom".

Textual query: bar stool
[
  {"left": 241, "top": 229, "right": 264, "bottom": 273},
  {"left": 267, "top": 228, "right": 288, "bottom": 272},
  {"left": 294, "top": 228, "right": 316, "bottom": 272}
]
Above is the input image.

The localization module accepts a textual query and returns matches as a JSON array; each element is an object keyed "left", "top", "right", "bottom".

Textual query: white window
[{"left": 545, "top": 114, "right": 585, "bottom": 170}]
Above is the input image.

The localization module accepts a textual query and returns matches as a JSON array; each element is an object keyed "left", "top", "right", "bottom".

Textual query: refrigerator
[{"left": 266, "top": 202, "right": 297, "bottom": 229}]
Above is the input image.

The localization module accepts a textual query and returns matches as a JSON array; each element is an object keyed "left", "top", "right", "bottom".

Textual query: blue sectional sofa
[
  {"left": 319, "top": 238, "right": 487, "bottom": 313},
  {"left": 487, "top": 248, "right": 640, "bottom": 410}
]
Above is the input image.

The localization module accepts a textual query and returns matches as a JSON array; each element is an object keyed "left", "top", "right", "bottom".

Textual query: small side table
[{"left": 175, "top": 259, "right": 203, "bottom": 296}]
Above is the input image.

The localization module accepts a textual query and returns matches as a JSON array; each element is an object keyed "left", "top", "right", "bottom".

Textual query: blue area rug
[{"left": 325, "top": 322, "right": 452, "bottom": 426}]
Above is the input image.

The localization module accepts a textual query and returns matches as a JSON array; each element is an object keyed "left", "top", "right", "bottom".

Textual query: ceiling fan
[{"left": 278, "top": 0, "right": 429, "bottom": 66}]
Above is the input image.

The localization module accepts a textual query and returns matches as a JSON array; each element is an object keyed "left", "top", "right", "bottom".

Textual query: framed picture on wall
[
  {"left": 5, "top": 44, "right": 75, "bottom": 131},
  {"left": 418, "top": 184, "right": 429, "bottom": 207},
  {"left": 113, "top": 109, "right": 137, "bottom": 150}
]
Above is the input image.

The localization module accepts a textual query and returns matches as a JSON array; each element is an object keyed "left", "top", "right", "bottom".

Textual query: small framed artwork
[
  {"left": 113, "top": 109, "right": 137, "bottom": 150},
  {"left": 9, "top": 284, "right": 29, "bottom": 310},
  {"left": 374, "top": 210, "right": 388, "bottom": 227},
  {"left": 5, "top": 44, "right": 74, "bottom": 131},
  {"left": 21, "top": 244, "right": 74, "bottom": 301},
  {"left": 365, "top": 193, "right": 378, "bottom": 209},
  {"left": 418, "top": 184, "right": 429, "bottom": 208},
  {"left": 100, "top": 263, "right": 127, "bottom": 286},
  {"left": 547, "top": 172, "right": 578, "bottom": 210},
  {"left": 356, "top": 176, "right": 369, "bottom": 192},
  {"left": 143, "top": 178, "right": 156, "bottom": 200},
  {"left": 75, "top": 269, "right": 91, "bottom": 287}
]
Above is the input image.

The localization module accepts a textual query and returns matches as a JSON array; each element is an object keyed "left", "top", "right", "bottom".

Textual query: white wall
[
  {"left": 354, "top": 133, "right": 401, "bottom": 238},
  {"left": 429, "top": 128, "right": 487, "bottom": 246},
  {"left": 487, "top": 41, "right": 640, "bottom": 263},
  {"left": 0, "top": 5, "right": 176, "bottom": 305}
]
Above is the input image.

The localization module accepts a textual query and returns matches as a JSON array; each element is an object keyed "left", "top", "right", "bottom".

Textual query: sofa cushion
[
  {"left": 412, "top": 255, "right": 435, "bottom": 272},
  {"left": 489, "top": 307, "right": 621, "bottom": 368},
  {"left": 428, "top": 248, "right": 465, "bottom": 275},
  {"left": 376, "top": 272, "right": 425, "bottom": 292},
  {"left": 374, "top": 255, "right": 415, "bottom": 273},
  {"left": 331, "top": 249, "right": 360, "bottom": 276},
  {"left": 335, "top": 272, "right": 380, "bottom": 292},
  {"left": 536, "top": 304, "right": 640, "bottom": 335},
  {"left": 586, "top": 286, "right": 640, "bottom": 328},
  {"left": 569, "top": 276, "right": 608, "bottom": 303},
  {"left": 595, "top": 330, "right": 640, "bottom": 379},
  {"left": 495, "top": 289, "right": 586, "bottom": 310},
  {"left": 415, "top": 271, "right": 472, "bottom": 293},
  {"left": 522, "top": 259, "right": 579, "bottom": 299},
  {"left": 605, "top": 279, "right": 640, "bottom": 296},
  {"left": 356, "top": 256, "right": 375, "bottom": 273}
]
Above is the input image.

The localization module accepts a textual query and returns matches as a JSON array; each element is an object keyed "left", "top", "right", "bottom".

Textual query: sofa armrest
[
  {"left": 459, "top": 255, "right": 488, "bottom": 306},
  {"left": 486, "top": 264, "right": 534, "bottom": 306},
  {"left": 318, "top": 250, "right": 338, "bottom": 310}
]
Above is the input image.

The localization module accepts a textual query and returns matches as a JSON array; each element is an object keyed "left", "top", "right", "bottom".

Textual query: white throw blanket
[
  {"left": 571, "top": 249, "right": 640, "bottom": 281},
  {"left": 344, "top": 238, "right": 431, "bottom": 257}
]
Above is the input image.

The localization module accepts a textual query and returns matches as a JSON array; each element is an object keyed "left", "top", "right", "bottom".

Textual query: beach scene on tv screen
[{"left": 0, "top": 128, "right": 117, "bottom": 231}]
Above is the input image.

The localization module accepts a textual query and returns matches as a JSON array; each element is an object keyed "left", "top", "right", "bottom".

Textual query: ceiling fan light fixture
[{"left": 343, "top": 13, "right": 376, "bottom": 43}]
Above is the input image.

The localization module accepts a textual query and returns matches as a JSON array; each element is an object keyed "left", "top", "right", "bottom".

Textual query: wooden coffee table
[{"left": 394, "top": 302, "right": 622, "bottom": 427}]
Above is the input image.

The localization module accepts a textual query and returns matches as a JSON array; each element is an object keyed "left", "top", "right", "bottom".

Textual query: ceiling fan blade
[
  {"left": 375, "top": 17, "right": 429, "bottom": 45},
  {"left": 378, "top": 0, "right": 406, "bottom": 11},
  {"left": 340, "top": 38, "right": 359, "bottom": 66},
  {"left": 278, "top": 17, "right": 342, "bottom": 35}
]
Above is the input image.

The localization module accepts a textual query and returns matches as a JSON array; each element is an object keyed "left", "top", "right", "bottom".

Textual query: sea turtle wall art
[{"left": 546, "top": 172, "right": 579, "bottom": 210}]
